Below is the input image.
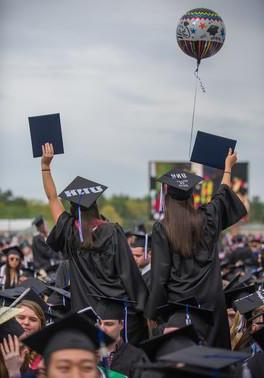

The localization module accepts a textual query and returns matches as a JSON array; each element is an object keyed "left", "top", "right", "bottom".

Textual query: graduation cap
[
  {"left": 0, "top": 307, "right": 25, "bottom": 343},
  {"left": 47, "top": 286, "right": 71, "bottom": 313},
  {"left": 157, "top": 169, "right": 203, "bottom": 209},
  {"left": 32, "top": 216, "right": 44, "bottom": 228},
  {"left": 190, "top": 130, "right": 237, "bottom": 170},
  {"left": 59, "top": 176, "right": 108, "bottom": 242},
  {"left": 159, "top": 344, "right": 249, "bottom": 370},
  {"left": 224, "top": 285, "right": 256, "bottom": 309},
  {"left": 28, "top": 113, "right": 64, "bottom": 158},
  {"left": 17, "top": 277, "right": 48, "bottom": 295},
  {"left": 22, "top": 312, "right": 114, "bottom": 360},
  {"left": 140, "top": 325, "right": 200, "bottom": 362},
  {"left": 130, "top": 233, "right": 152, "bottom": 259},
  {"left": 87, "top": 294, "right": 136, "bottom": 343},
  {"left": 233, "top": 289, "right": 264, "bottom": 315},
  {"left": 2, "top": 245, "right": 24, "bottom": 260}
]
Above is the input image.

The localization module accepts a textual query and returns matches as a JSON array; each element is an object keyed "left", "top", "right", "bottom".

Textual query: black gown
[
  {"left": 47, "top": 212, "right": 148, "bottom": 313},
  {"left": 109, "top": 342, "right": 149, "bottom": 377},
  {"left": 32, "top": 233, "right": 57, "bottom": 270},
  {"left": 146, "top": 184, "right": 247, "bottom": 349}
]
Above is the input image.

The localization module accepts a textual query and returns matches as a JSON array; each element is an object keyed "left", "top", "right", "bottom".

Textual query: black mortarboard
[
  {"left": 0, "top": 307, "right": 25, "bottom": 343},
  {"left": 32, "top": 216, "right": 44, "bottom": 228},
  {"left": 47, "top": 286, "right": 71, "bottom": 313},
  {"left": 164, "top": 302, "right": 214, "bottom": 326},
  {"left": 28, "top": 113, "right": 64, "bottom": 158},
  {"left": 223, "top": 273, "right": 241, "bottom": 291},
  {"left": 234, "top": 290, "right": 264, "bottom": 315},
  {"left": 251, "top": 327, "right": 264, "bottom": 349},
  {"left": 157, "top": 169, "right": 203, "bottom": 202},
  {"left": 17, "top": 278, "right": 48, "bottom": 295},
  {"left": 95, "top": 297, "right": 126, "bottom": 320},
  {"left": 2, "top": 245, "right": 24, "bottom": 260},
  {"left": 190, "top": 130, "right": 237, "bottom": 170},
  {"left": 159, "top": 345, "right": 249, "bottom": 370},
  {"left": 22, "top": 312, "right": 113, "bottom": 359},
  {"left": 224, "top": 285, "right": 256, "bottom": 309},
  {"left": 59, "top": 176, "right": 107, "bottom": 209},
  {"left": 140, "top": 325, "right": 200, "bottom": 362}
]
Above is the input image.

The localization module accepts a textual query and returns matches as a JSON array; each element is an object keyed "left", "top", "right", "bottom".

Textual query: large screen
[{"left": 149, "top": 162, "right": 249, "bottom": 220}]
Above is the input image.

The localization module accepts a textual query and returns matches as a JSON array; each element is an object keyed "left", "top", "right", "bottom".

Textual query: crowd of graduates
[{"left": 0, "top": 145, "right": 263, "bottom": 378}]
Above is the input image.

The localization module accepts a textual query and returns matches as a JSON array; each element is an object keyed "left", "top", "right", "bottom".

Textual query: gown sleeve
[
  {"left": 145, "top": 222, "right": 172, "bottom": 320},
  {"left": 203, "top": 184, "right": 248, "bottom": 240},
  {"left": 113, "top": 224, "right": 148, "bottom": 313},
  {"left": 47, "top": 211, "right": 74, "bottom": 255}
]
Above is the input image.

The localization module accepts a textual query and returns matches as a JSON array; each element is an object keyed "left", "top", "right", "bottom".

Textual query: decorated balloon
[{"left": 176, "top": 8, "right": 226, "bottom": 65}]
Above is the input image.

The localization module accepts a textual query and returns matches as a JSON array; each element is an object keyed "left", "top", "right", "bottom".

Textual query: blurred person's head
[
  {"left": 99, "top": 319, "right": 123, "bottom": 345},
  {"left": 16, "top": 300, "right": 45, "bottom": 336}
]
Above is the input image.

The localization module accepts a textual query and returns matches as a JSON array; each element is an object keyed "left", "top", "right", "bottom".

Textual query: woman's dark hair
[
  {"left": 162, "top": 194, "right": 204, "bottom": 257},
  {"left": 70, "top": 202, "right": 100, "bottom": 250},
  {"left": 5, "top": 255, "right": 21, "bottom": 288}
]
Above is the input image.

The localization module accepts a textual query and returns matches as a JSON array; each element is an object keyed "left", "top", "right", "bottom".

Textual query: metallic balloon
[{"left": 176, "top": 8, "right": 226, "bottom": 64}]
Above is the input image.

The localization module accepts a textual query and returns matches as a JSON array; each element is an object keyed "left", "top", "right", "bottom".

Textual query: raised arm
[
  {"left": 221, "top": 148, "right": 238, "bottom": 187},
  {"left": 41, "top": 143, "right": 64, "bottom": 224}
]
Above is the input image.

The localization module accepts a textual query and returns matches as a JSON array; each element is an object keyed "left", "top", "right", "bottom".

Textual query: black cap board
[
  {"left": 157, "top": 169, "right": 203, "bottom": 201},
  {"left": 159, "top": 345, "right": 250, "bottom": 370},
  {"left": 59, "top": 176, "right": 107, "bottom": 209},
  {"left": 22, "top": 312, "right": 114, "bottom": 360},
  {"left": 130, "top": 233, "right": 152, "bottom": 250},
  {"left": 28, "top": 113, "right": 64, "bottom": 158},
  {"left": 190, "top": 131, "right": 237, "bottom": 170},
  {"left": 94, "top": 297, "right": 128, "bottom": 320},
  {"left": 224, "top": 285, "right": 256, "bottom": 309},
  {"left": 17, "top": 278, "right": 47, "bottom": 295},
  {"left": 32, "top": 216, "right": 44, "bottom": 228},
  {"left": 0, "top": 317, "right": 25, "bottom": 343},
  {"left": 234, "top": 290, "right": 264, "bottom": 315},
  {"left": 140, "top": 325, "right": 200, "bottom": 362},
  {"left": 2, "top": 245, "right": 24, "bottom": 260}
]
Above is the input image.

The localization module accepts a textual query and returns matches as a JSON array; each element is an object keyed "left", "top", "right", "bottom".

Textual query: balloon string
[{"left": 189, "top": 62, "right": 206, "bottom": 158}]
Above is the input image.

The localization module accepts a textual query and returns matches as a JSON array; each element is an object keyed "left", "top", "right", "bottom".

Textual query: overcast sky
[{"left": 1, "top": 0, "right": 263, "bottom": 201}]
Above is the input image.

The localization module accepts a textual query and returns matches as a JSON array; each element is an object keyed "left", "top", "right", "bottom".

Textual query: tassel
[
  {"left": 77, "top": 195, "right": 84, "bottom": 243},
  {"left": 144, "top": 234, "right": 148, "bottom": 260},
  {"left": 185, "top": 304, "right": 192, "bottom": 325},
  {"left": 123, "top": 302, "right": 128, "bottom": 343},
  {"left": 159, "top": 183, "right": 164, "bottom": 214}
]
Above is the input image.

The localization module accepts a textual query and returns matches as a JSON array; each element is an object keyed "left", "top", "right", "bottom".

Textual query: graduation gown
[
  {"left": 146, "top": 185, "right": 247, "bottom": 349},
  {"left": 247, "top": 352, "right": 264, "bottom": 378},
  {"left": 109, "top": 342, "right": 149, "bottom": 377},
  {"left": 47, "top": 212, "right": 148, "bottom": 313},
  {"left": 32, "top": 233, "right": 57, "bottom": 270}
]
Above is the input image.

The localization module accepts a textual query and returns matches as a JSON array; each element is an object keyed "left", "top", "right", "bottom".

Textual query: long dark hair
[
  {"left": 5, "top": 256, "right": 21, "bottom": 288},
  {"left": 70, "top": 202, "right": 100, "bottom": 250},
  {"left": 162, "top": 194, "right": 204, "bottom": 257}
]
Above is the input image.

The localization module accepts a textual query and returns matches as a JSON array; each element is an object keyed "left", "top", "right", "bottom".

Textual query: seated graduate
[
  {"left": 0, "top": 246, "right": 24, "bottom": 289},
  {"left": 146, "top": 149, "right": 248, "bottom": 349},
  {"left": 32, "top": 215, "right": 58, "bottom": 272},
  {"left": 131, "top": 234, "right": 151, "bottom": 292},
  {"left": 96, "top": 297, "right": 149, "bottom": 377},
  {"left": 40, "top": 143, "right": 148, "bottom": 337},
  {"left": 22, "top": 312, "right": 125, "bottom": 378}
]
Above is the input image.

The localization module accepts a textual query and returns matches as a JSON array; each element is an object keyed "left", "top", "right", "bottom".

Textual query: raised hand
[
  {"left": 0, "top": 334, "right": 27, "bottom": 377},
  {"left": 225, "top": 147, "right": 238, "bottom": 172},
  {"left": 41, "top": 143, "right": 54, "bottom": 170}
]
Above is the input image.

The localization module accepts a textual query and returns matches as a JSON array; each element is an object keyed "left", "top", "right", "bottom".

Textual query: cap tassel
[
  {"left": 185, "top": 304, "right": 192, "bottom": 326},
  {"left": 78, "top": 195, "right": 84, "bottom": 243},
  {"left": 144, "top": 234, "right": 148, "bottom": 260},
  {"left": 159, "top": 183, "right": 164, "bottom": 214},
  {"left": 123, "top": 302, "right": 128, "bottom": 343}
]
